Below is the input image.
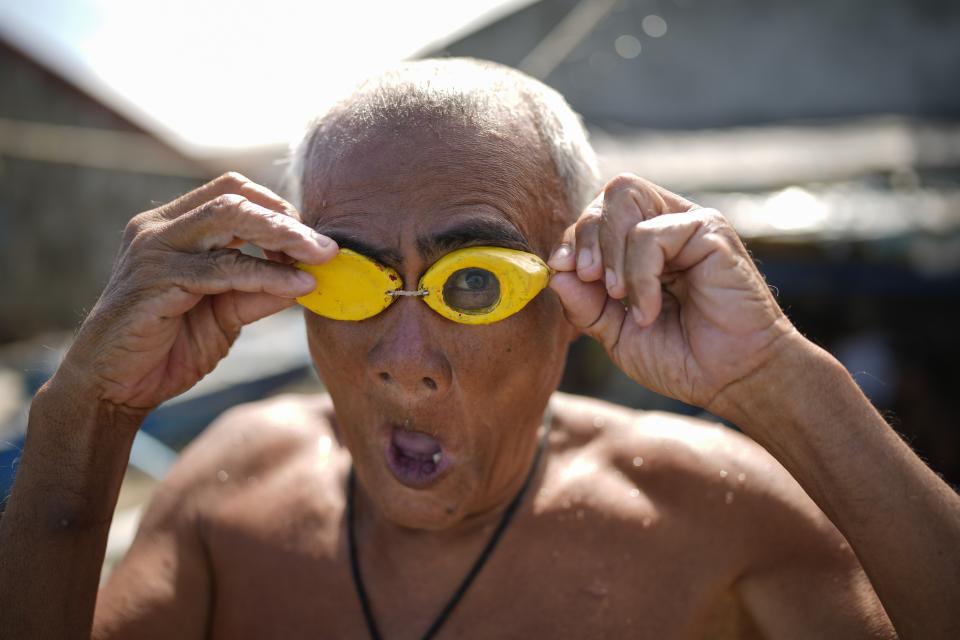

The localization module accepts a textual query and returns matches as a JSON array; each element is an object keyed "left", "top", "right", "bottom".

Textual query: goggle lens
[
  {"left": 442, "top": 267, "right": 501, "bottom": 313},
  {"left": 296, "top": 246, "right": 549, "bottom": 325}
]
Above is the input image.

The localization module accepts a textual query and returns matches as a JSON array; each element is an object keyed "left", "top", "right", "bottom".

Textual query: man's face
[{"left": 300, "top": 115, "right": 573, "bottom": 530}]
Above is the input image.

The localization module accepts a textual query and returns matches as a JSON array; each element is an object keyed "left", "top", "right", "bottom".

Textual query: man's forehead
[{"left": 300, "top": 118, "right": 562, "bottom": 258}]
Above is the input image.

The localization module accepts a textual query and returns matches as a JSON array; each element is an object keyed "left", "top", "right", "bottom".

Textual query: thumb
[{"left": 549, "top": 272, "right": 626, "bottom": 350}]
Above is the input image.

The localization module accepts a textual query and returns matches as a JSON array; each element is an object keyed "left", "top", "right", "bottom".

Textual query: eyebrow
[
  {"left": 417, "top": 218, "right": 532, "bottom": 260},
  {"left": 318, "top": 230, "right": 404, "bottom": 266},
  {"left": 317, "top": 218, "right": 532, "bottom": 268}
]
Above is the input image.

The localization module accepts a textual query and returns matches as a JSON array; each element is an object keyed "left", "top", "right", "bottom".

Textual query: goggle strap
[{"left": 387, "top": 289, "right": 429, "bottom": 297}]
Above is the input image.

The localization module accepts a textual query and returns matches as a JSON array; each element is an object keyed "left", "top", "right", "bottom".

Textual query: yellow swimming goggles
[{"left": 295, "top": 246, "right": 551, "bottom": 325}]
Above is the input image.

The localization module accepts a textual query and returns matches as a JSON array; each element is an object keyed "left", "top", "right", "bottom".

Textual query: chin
[{"left": 372, "top": 468, "right": 474, "bottom": 531}]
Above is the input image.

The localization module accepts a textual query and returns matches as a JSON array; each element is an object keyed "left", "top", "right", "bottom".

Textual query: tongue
[{"left": 393, "top": 429, "right": 441, "bottom": 461}]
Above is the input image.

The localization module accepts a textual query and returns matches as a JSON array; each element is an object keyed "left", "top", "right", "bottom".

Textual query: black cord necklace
[{"left": 346, "top": 407, "right": 553, "bottom": 640}]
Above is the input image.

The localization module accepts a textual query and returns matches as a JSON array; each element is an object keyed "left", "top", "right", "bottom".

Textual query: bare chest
[{"left": 205, "top": 510, "right": 755, "bottom": 640}]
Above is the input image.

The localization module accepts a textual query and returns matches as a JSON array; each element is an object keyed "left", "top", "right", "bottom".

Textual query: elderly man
[{"left": 1, "top": 59, "right": 957, "bottom": 639}]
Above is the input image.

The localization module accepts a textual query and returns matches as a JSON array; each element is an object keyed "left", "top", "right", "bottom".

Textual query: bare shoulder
[
  {"left": 141, "top": 393, "right": 344, "bottom": 529},
  {"left": 547, "top": 392, "right": 852, "bottom": 556}
]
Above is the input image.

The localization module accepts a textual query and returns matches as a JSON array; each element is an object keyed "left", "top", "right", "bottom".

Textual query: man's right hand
[{"left": 57, "top": 171, "right": 336, "bottom": 417}]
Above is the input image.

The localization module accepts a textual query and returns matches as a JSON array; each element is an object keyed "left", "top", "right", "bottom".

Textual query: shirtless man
[{"left": 1, "top": 59, "right": 958, "bottom": 639}]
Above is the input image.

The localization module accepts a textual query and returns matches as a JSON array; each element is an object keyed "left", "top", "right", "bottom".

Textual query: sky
[{"left": 0, "top": 0, "right": 533, "bottom": 154}]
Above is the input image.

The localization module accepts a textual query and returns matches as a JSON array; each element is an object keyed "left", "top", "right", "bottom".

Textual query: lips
[{"left": 385, "top": 426, "right": 451, "bottom": 488}]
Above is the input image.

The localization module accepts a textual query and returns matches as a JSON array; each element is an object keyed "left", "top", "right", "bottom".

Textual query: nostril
[
  {"left": 379, "top": 372, "right": 391, "bottom": 382},
  {"left": 422, "top": 377, "right": 437, "bottom": 391}
]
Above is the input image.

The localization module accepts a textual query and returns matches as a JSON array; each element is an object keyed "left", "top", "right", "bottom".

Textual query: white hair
[{"left": 285, "top": 58, "right": 599, "bottom": 221}]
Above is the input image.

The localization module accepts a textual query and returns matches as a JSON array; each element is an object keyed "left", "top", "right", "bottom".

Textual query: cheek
[
  {"left": 304, "top": 313, "right": 369, "bottom": 387},
  {"left": 304, "top": 292, "right": 568, "bottom": 400},
  {"left": 452, "top": 293, "right": 568, "bottom": 397}
]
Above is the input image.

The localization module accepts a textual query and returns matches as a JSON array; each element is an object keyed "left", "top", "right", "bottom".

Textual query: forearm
[
  {"left": 717, "top": 335, "right": 960, "bottom": 640},
  {"left": 0, "top": 374, "right": 140, "bottom": 639}
]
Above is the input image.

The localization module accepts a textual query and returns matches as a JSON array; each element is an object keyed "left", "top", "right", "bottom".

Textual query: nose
[{"left": 367, "top": 300, "right": 453, "bottom": 402}]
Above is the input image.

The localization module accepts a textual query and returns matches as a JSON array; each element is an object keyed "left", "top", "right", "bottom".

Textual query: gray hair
[{"left": 285, "top": 58, "right": 599, "bottom": 221}]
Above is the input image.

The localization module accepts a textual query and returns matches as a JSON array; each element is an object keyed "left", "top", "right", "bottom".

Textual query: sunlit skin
[
  {"left": 88, "top": 120, "right": 893, "bottom": 639},
  {"left": 4, "top": 71, "right": 959, "bottom": 640}
]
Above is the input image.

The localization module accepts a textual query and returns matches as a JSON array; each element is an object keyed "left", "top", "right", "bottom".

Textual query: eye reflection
[{"left": 442, "top": 267, "right": 501, "bottom": 312}]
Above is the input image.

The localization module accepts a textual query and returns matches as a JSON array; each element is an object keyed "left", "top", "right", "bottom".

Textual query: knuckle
[
  {"left": 122, "top": 212, "right": 147, "bottom": 238},
  {"left": 209, "top": 248, "right": 244, "bottom": 270},
  {"left": 197, "top": 194, "right": 248, "bottom": 221},
  {"left": 697, "top": 207, "right": 729, "bottom": 228},
  {"left": 197, "top": 249, "right": 243, "bottom": 283},
  {"left": 575, "top": 209, "right": 601, "bottom": 232},
  {"left": 696, "top": 208, "right": 740, "bottom": 243},
  {"left": 628, "top": 221, "right": 652, "bottom": 242},
  {"left": 605, "top": 172, "right": 642, "bottom": 194},
  {"left": 216, "top": 171, "right": 251, "bottom": 190},
  {"left": 121, "top": 211, "right": 157, "bottom": 248},
  {"left": 213, "top": 193, "right": 247, "bottom": 210},
  {"left": 575, "top": 203, "right": 602, "bottom": 224}
]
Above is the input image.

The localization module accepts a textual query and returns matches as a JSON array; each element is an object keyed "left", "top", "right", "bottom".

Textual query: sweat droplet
[
  {"left": 737, "top": 473, "right": 747, "bottom": 483},
  {"left": 719, "top": 469, "right": 728, "bottom": 479},
  {"left": 592, "top": 416, "right": 606, "bottom": 429},
  {"left": 217, "top": 469, "right": 229, "bottom": 482},
  {"left": 632, "top": 456, "right": 644, "bottom": 467},
  {"left": 725, "top": 491, "right": 735, "bottom": 504},
  {"left": 628, "top": 488, "right": 640, "bottom": 499}
]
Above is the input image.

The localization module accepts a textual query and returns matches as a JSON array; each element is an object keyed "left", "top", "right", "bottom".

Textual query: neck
[{"left": 346, "top": 411, "right": 552, "bottom": 640}]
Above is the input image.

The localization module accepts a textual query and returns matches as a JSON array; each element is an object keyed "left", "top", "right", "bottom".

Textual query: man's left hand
[{"left": 548, "top": 173, "right": 796, "bottom": 414}]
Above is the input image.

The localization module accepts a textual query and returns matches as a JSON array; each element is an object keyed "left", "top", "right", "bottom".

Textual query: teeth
[{"left": 432, "top": 452, "right": 442, "bottom": 465}]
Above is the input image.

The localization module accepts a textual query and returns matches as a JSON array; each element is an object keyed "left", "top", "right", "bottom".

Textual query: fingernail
[
  {"left": 577, "top": 248, "right": 592, "bottom": 272},
  {"left": 312, "top": 230, "right": 332, "bottom": 247},
  {"left": 605, "top": 268, "right": 617, "bottom": 290},
  {"left": 631, "top": 306, "right": 645, "bottom": 325},
  {"left": 549, "top": 243, "right": 572, "bottom": 263},
  {"left": 294, "top": 270, "right": 315, "bottom": 289}
]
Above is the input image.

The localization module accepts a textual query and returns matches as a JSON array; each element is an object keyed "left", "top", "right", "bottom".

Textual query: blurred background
[{"left": 1, "top": 0, "right": 958, "bottom": 574}]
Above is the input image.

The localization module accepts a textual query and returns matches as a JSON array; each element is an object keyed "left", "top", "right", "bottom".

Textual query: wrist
[
  {"left": 35, "top": 363, "right": 148, "bottom": 435},
  {"left": 708, "top": 332, "right": 853, "bottom": 441}
]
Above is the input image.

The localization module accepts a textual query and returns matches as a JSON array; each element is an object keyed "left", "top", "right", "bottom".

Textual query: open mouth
[{"left": 385, "top": 426, "right": 451, "bottom": 488}]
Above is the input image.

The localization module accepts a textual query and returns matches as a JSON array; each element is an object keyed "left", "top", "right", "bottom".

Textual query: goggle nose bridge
[{"left": 387, "top": 289, "right": 429, "bottom": 298}]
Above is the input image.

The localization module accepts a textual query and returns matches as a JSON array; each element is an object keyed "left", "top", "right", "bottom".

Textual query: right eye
[{"left": 442, "top": 268, "right": 501, "bottom": 312}]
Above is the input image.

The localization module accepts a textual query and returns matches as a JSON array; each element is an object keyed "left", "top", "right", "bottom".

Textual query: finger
[
  {"left": 549, "top": 272, "right": 626, "bottom": 351},
  {"left": 646, "top": 180, "right": 700, "bottom": 214},
  {"left": 173, "top": 249, "right": 318, "bottom": 299},
  {"left": 623, "top": 211, "right": 721, "bottom": 326},
  {"left": 263, "top": 249, "right": 296, "bottom": 264},
  {"left": 547, "top": 223, "right": 577, "bottom": 271},
  {"left": 160, "top": 172, "right": 299, "bottom": 221},
  {"left": 597, "top": 185, "right": 654, "bottom": 299},
  {"left": 604, "top": 173, "right": 699, "bottom": 215},
  {"left": 163, "top": 194, "right": 337, "bottom": 265},
  {"left": 597, "top": 174, "right": 693, "bottom": 300},
  {"left": 212, "top": 291, "right": 299, "bottom": 334},
  {"left": 573, "top": 199, "right": 604, "bottom": 282},
  {"left": 549, "top": 192, "right": 602, "bottom": 272}
]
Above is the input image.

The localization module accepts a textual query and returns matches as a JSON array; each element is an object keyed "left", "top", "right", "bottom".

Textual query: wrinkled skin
[
  {"left": 300, "top": 118, "right": 572, "bottom": 532},
  {"left": 87, "top": 119, "right": 895, "bottom": 639}
]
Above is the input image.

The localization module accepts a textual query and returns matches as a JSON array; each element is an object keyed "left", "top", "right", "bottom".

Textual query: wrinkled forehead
[{"left": 299, "top": 114, "right": 567, "bottom": 256}]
